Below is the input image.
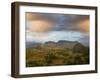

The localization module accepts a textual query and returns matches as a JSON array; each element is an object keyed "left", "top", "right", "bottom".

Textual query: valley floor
[{"left": 26, "top": 47, "right": 89, "bottom": 67}]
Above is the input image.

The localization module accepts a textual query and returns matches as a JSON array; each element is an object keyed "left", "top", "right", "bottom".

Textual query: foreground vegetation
[{"left": 26, "top": 43, "right": 89, "bottom": 67}]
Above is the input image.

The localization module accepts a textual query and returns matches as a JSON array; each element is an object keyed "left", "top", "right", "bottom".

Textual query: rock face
[
  {"left": 57, "top": 40, "right": 78, "bottom": 48},
  {"left": 72, "top": 43, "right": 89, "bottom": 54},
  {"left": 26, "top": 40, "right": 87, "bottom": 50},
  {"left": 43, "top": 40, "right": 79, "bottom": 49},
  {"left": 44, "top": 41, "right": 57, "bottom": 47}
]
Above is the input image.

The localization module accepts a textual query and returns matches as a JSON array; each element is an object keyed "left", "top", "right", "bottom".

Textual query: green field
[{"left": 26, "top": 45, "right": 89, "bottom": 67}]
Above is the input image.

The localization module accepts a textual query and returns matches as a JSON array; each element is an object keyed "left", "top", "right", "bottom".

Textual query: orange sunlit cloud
[
  {"left": 26, "top": 13, "right": 41, "bottom": 21},
  {"left": 26, "top": 13, "right": 56, "bottom": 32},
  {"left": 26, "top": 13, "right": 89, "bottom": 33},
  {"left": 28, "top": 20, "right": 55, "bottom": 32},
  {"left": 26, "top": 13, "right": 33, "bottom": 21},
  {"left": 77, "top": 19, "right": 89, "bottom": 32}
]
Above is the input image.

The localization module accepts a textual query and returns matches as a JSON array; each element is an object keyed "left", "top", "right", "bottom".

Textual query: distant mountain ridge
[
  {"left": 44, "top": 40, "right": 79, "bottom": 49},
  {"left": 26, "top": 40, "right": 86, "bottom": 49},
  {"left": 26, "top": 42, "right": 41, "bottom": 48}
]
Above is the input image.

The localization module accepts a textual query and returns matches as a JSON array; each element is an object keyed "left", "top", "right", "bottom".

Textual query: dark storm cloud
[{"left": 26, "top": 12, "right": 89, "bottom": 32}]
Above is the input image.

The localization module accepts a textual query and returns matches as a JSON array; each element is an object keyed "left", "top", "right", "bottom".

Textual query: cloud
[
  {"left": 27, "top": 20, "right": 55, "bottom": 32},
  {"left": 26, "top": 12, "right": 89, "bottom": 33},
  {"left": 26, "top": 31, "right": 84, "bottom": 43},
  {"left": 77, "top": 19, "right": 89, "bottom": 32},
  {"left": 26, "top": 13, "right": 43, "bottom": 21}
]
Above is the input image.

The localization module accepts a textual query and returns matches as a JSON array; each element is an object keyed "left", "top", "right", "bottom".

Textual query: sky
[{"left": 26, "top": 12, "right": 89, "bottom": 45}]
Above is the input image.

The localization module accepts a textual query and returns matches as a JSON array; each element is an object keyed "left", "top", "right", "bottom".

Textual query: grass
[{"left": 26, "top": 46, "right": 89, "bottom": 67}]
